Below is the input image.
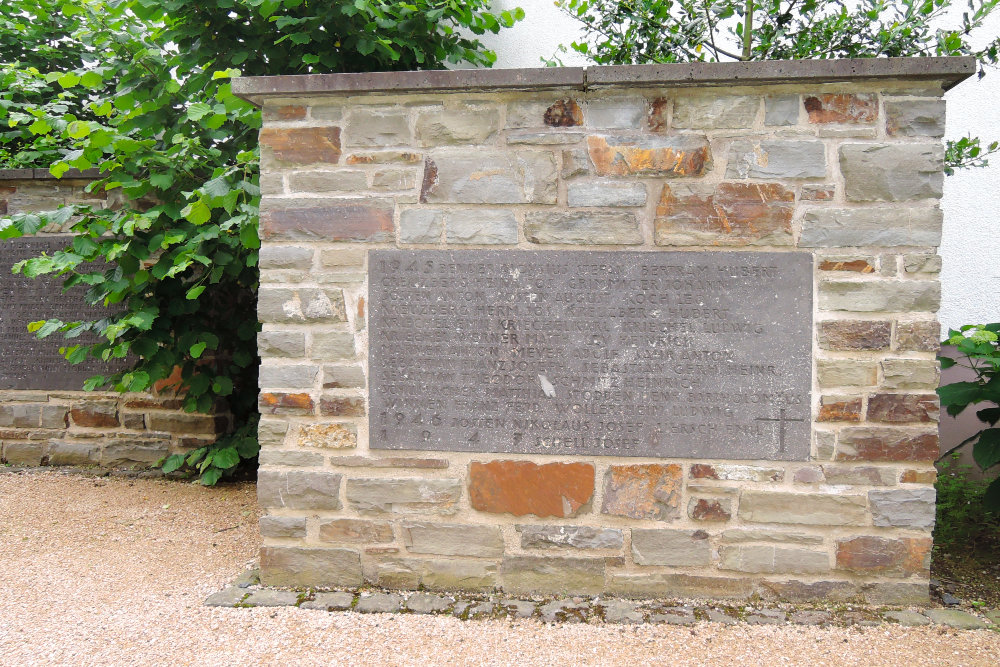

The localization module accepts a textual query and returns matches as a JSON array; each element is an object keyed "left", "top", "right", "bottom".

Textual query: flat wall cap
[{"left": 233, "top": 56, "right": 976, "bottom": 104}]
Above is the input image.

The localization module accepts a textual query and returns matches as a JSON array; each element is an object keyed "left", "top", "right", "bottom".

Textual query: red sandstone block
[
  {"left": 835, "top": 535, "right": 931, "bottom": 576},
  {"left": 867, "top": 393, "right": 939, "bottom": 423},
  {"left": 259, "top": 126, "right": 341, "bottom": 164},
  {"left": 804, "top": 94, "right": 877, "bottom": 124},
  {"left": 469, "top": 460, "right": 594, "bottom": 518}
]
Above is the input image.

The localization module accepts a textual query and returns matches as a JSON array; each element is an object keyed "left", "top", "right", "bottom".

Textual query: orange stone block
[
  {"left": 655, "top": 182, "right": 794, "bottom": 245},
  {"left": 587, "top": 135, "right": 711, "bottom": 177},
  {"left": 259, "top": 392, "right": 314, "bottom": 415},
  {"left": 468, "top": 460, "right": 594, "bottom": 517},
  {"left": 818, "top": 259, "right": 875, "bottom": 273},
  {"left": 260, "top": 126, "right": 342, "bottom": 164},
  {"left": 835, "top": 536, "right": 931, "bottom": 576},
  {"left": 804, "top": 94, "right": 878, "bottom": 124},
  {"left": 817, "top": 396, "right": 863, "bottom": 422},
  {"left": 601, "top": 463, "right": 682, "bottom": 520},
  {"left": 543, "top": 99, "right": 583, "bottom": 127}
]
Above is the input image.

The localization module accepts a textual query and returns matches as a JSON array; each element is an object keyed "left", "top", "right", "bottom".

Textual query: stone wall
[
  {"left": 0, "top": 170, "right": 225, "bottom": 469},
  {"left": 237, "top": 58, "right": 973, "bottom": 604}
]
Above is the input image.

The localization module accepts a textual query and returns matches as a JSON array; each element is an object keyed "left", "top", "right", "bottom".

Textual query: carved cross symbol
[{"left": 755, "top": 408, "right": 806, "bottom": 453}]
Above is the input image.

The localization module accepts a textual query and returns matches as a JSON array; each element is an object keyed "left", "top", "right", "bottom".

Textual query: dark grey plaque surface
[
  {"left": 369, "top": 250, "right": 812, "bottom": 460},
  {"left": 1, "top": 237, "right": 122, "bottom": 390}
]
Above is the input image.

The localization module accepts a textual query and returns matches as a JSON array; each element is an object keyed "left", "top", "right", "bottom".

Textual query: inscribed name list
[
  {"left": 0, "top": 237, "right": 122, "bottom": 390},
  {"left": 369, "top": 249, "right": 812, "bottom": 460}
]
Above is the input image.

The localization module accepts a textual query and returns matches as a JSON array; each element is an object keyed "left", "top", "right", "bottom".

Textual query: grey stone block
[
  {"left": 345, "top": 110, "right": 411, "bottom": 147},
  {"left": 258, "top": 364, "right": 320, "bottom": 389},
  {"left": 885, "top": 98, "right": 945, "bottom": 137},
  {"left": 602, "top": 600, "right": 644, "bottom": 624},
  {"left": 356, "top": 593, "right": 403, "bottom": 614},
  {"left": 40, "top": 405, "right": 69, "bottom": 428},
  {"left": 719, "top": 545, "right": 830, "bottom": 574},
  {"left": 244, "top": 590, "right": 300, "bottom": 607},
  {"left": 259, "top": 246, "right": 314, "bottom": 270},
  {"left": 765, "top": 95, "right": 800, "bottom": 126},
  {"left": 739, "top": 491, "right": 868, "bottom": 525},
  {"left": 584, "top": 97, "right": 646, "bottom": 129},
  {"left": 259, "top": 515, "right": 307, "bottom": 538},
  {"left": 869, "top": 488, "right": 936, "bottom": 528},
  {"left": 258, "top": 419, "right": 289, "bottom": 447},
  {"left": 726, "top": 140, "right": 826, "bottom": 179},
  {"left": 345, "top": 477, "right": 461, "bottom": 514},
  {"left": 631, "top": 529, "right": 712, "bottom": 567},
  {"left": 399, "top": 209, "right": 443, "bottom": 244},
  {"left": 518, "top": 525, "right": 623, "bottom": 550},
  {"left": 923, "top": 609, "right": 989, "bottom": 630},
  {"left": 0, "top": 404, "right": 40, "bottom": 428},
  {"left": 260, "top": 546, "right": 362, "bottom": 588},
  {"left": 415, "top": 109, "right": 499, "bottom": 145},
  {"left": 840, "top": 144, "right": 943, "bottom": 201},
  {"left": 884, "top": 610, "right": 931, "bottom": 626},
  {"left": 539, "top": 600, "right": 590, "bottom": 623},
  {"left": 258, "top": 287, "right": 346, "bottom": 324},
  {"left": 706, "top": 609, "right": 739, "bottom": 625},
  {"left": 257, "top": 470, "right": 342, "bottom": 510},
  {"left": 501, "top": 556, "right": 605, "bottom": 595},
  {"left": 402, "top": 522, "right": 504, "bottom": 557},
  {"left": 288, "top": 170, "right": 368, "bottom": 193},
  {"left": 789, "top": 610, "right": 834, "bottom": 626},
  {"left": 445, "top": 210, "right": 517, "bottom": 244},
  {"left": 300, "top": 591, "right": 355, "bottom": 611},
  {"left": 524, "top": 211, "right": 641, "bottom": 245},
  {"left": 312, "top": 332, "right": 356, "bottom": 361},
  {"left": 422, "top": 150, "right": 557, "bottom": 204},
  {"left": 323, "top": 364, "right": 366, "bottom": 389},
  {"left": 47, "top": 441, "right": 99, "bottom": 466},
  {"left": 498, "top": 599, "right": 537, "bottom": 618},
  {"left": 406, "top": 592, "right": 454, "bottom": 614},
  {"left": 746, "top": 609, "right": 787, "bottom": 625},
  {"left": 2, "top": 442, "right": 44, "bottom": 466},
  {"left": 649, "top": 607, "right": 696, "bottom": 625},
  {"left": 566, "top": 181, "right": 647, "bottom": 207},
  {"left": 258, "top": 331, "right": 307, "bottom": 358},
  {"left": 800, "top": 207, "right": 942, "bottom": 247},
  {"left": 819, "top": 280, "right": 940, "bottom": 313},
  {"left": 673, "top": 95, "right": 759, "bottom": 128},
  {"left": 204, "top": 587, "right": 247, "bottom": 607},
  {"left": 100, "top": 443, "right": 169, "bottom": 468}
]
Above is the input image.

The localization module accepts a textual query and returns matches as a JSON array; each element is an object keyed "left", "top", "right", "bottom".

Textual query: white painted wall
[{"left": 478, "top": 0, "right": 1000, "bottom": 329}]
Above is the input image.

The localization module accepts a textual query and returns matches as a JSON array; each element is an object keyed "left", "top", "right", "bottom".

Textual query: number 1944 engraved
[{"left": 369, "top": 249, "right": 812, "bottom": 461}]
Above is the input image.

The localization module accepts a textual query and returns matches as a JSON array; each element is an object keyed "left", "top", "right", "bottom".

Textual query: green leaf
[
  {"left": 212, "top": 447, "right": 240, "bottom": 469},
  {"left": 939, "top": 355, "right": 957, "bottom": 369},
  {"left": 190, "top": 342, "right": 207, "bottom": 358},
  {"left": 57, "top": 72, "right": 81, "bottom": 88},
  {"left": 181, "top": 200, "right": 211, "bottom": 225},
  {"left": 186, "top": 102, "right": 212, "bottom": 121},
  {"left": 67, "top": 121, "right": 91, "bottom": 139},
  {"left": 28, "top": 119, "right": 52, "bottom": 135},
  {"left": 239, "top": 223, "right": 260, "bottom": 249},
  {"left": 973, "top": 428, "right": 1000, "bottom": 470},
  {"left": 984, "top": 477, "right": 1000, "bottom": 513},
  {"left": 80, "top": 71, "right": 103, "bottom": 89},
  {"left": 186, "top": 285, "right": 206, "bottom": 300},
  {"left": 200, "top": 467, "right": 224, "bottom": 486},
  {"left": 149, "top": 173, "right": 174, "bottom": 189},
  {"left": 938, "top": 381, "right": 983, "bottom": 408},
  {"left": 161, "top": 454, "right": 186, "bottom": 473},
  {"left": 235, "top": 437, "right": 260, "bottom": 458}
]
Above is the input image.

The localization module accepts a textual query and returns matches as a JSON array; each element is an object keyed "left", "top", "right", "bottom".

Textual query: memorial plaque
[
  {"left": 1, "top": 237, "right": 124, "bottom": 390},
  {"left": 369, "top": 249, "right": 812, "bottom": 460}
]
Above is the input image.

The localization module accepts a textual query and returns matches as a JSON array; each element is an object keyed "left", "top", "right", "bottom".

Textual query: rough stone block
[
  {"left": 820, "top": 465, "right": 897, "bottom": 486},
  {"left": 561, "top": 148, "right": 592, "bottom": 178},
  {"left": 689, "top": 464, "right": 783, "bottom": 482},
  {"left": 840, "top": 144, "right": 943, "bottom": 201},
  {"left": 524, "top": 211, "right": 641, "bottom": 245},
  {"left": 2, "top": 442, "right": 44, "bottom": 466},
  {"left": 445, "top": 210, "right": 517, "bottom": 244},
  {"left": 257, "top": 419, "right": 288, "bottom": 448},
  {"left": 719, "top": 545, "right": 829, "bottom": 574},
  {"left": 47, "top": 440, "right": 100, "bottom": 466},
  {"left": 800, "top": 184, "right": 836, "bottom": 200},
  {"left": 817, "top": 396, "right": 862, "bottom": 422},
  {"left": 895, "top": 321, "right": 940, "bottom": 352},
  {"left": 631, "top": 529, "right": 712, "bottom": 566},
  {"left": 566, "top": 181, "right": 647, "bottom": 207},
  {"left": 587, "top": 135, "right": 711, "bottom": 177},
  {"left": 726, "top": 141, "right": 826, "bottom": 179},
  {"left": 345, "top": 109, "right": 411, "bottom": 146},
  {"left": 311, "top": 332, "right": 356, "bottom": 360},
  {"left": 260, "top": 126, "right": 342, "bottom": 166},
  {"left": 818, "top": 281, "right": 940, "bottom": 313},
  {"left": 406, "top": 592, "right": 454, "bottom": 614},
  {"left": 837, "top": 427, "right": 938, "bottom": 462},
  {"left": 765, "top": 95, "right": 800, "bottom": 126},
  {"left": 419, "top": 559, "right": 498, "bottom": 591},
  {"left": 100, "top": 442, "right": 169, "bottom": 468},
  {"left": 296, "top": 422, "right": 357, "bottom": 449},
  {"left": 147, "top": 413, "right": 218, "bottom": 435},
  {"left": 869, "top": 488, "right": 936, "bottom": 528},
  {"left": 40, "top": 405, "right": 69, "bottom": 428},
  {"left": 867, "top": 393, "right": 939, "bottom": 423},
  {"left": 881, "top": 359, "right": 940, "bottom": 390},
  {"left": 258, "top": 364, "right": 320, "bottom": 389},
  {"left": 260, "top": 392, "right": 315, "bottom": 415},
  {"left": 804, "top": 93, "right": 877, "bottom": 124},
  {"left": 607, "top": 572, "right": 753, "bottom": 599},
  {"left": 903, "top": 253, "right": 942, "bottom": 274},
  {"left": 885, "top": 98, "right": 945, "bottom": 137},
  {"left": 518, "top": 525, "right": 623, "bottom": 550},
  {"left": 371, "top": 168, "right": 416, "bottom": 190},
  {"left": 260, "top": 546, "right": 362, "bottom": 588},
  {"left": 346, "top": 477, "right": 462, "bottom": 514},
  {"left": 673, "top": 95, "right": 759, "bottom": 129},
  {"left": 322, "top": 365, "right": 366, "bottom": 389},
  {"left": 299, "top": 591, "right": 355, "bottom": 611},
  {"left": 401, "top": 522, "right": 503, "bottom": 557},
  {"left": 258, "top": 449, "right": 325, "bottom": 467},
  {"left": 260, "top": 200, "right": 393, "bottom": 242},
  {"left": 469, "top": 460, "right": 594, "bottom": 517},
  {"left": 818, "top": 320, "right": 891, "bottom": 350},
  {"left": 923, "top": 609, "right": 989, "bottom": 630},
  {"left": 584, "top": 97, "right": 646, "bottom": 129},
  {"left": 601, "top": 463, "right": 682, "bottom": 520},
  {"left": 758, "top": 579, "right": 860, "bottom": 603},
  {"left": 288, "top": 170, "right": 367, "bottom": 193},
  {"left": 399, "top": 209, "right": 443, "bottom": 244},
  {"left": 688, "top": 497, "right": 733, "bottom": 521},
  {"left": 720, "top": 529, "right": 824, "bottom": 545},
  {"left": 655, "top": 182, "right": 794, "bottom": 246},
  {"left": 835, "top": 535, "right": 931, "bottom": 576},
  {"left": 318, "top": 518, "right": 393, "bottom": 543},
  {"left": 0, "top": 404, "right": 40, "bottom": 428},
  {"left": 506, "top": 98, "right": 582, "bottom": 128},
  {"left": 900, "top": 468, "right": 937, "bottom": 484},
  {"left": 420, "top": 151, "right": 557, "bottom": 204},
  {"left": 739, "top": 491, "right": 867, "bottom": 525},
  {"left": 505, "top": 131, "right": 586, "bottom": 145},
  {"left": 258, "top": 287, "right": 347, "bottom": 324},
  {"left": 257, "top": 470, "right": 342, "bottom": 510},
  {"left": 501, "top": 556, "right": 605, "bottom": 595},
  {"left": 258, "top": 331, "right": 307, "bottom": 358},
  {"left": 69, "top": 400, "right": 118, "bottom": 428},
  {"left": 259, "top": 515, "right": 307, "bottom": 539},
  {"left": 319, "top": 396, "right": 365, "bottom": 417},
  {"left": 800, "top": 208, "right": 942, "bottom": 247},
  {"left": 415, "top": 109, "right": 499, "bottom": 145}
]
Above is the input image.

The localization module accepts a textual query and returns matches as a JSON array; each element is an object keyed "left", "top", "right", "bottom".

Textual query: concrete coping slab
[
  {"left": 232, "top": 57, "right": 976, "bottom": 105},
  {"left": 0, "top": 168, "right": 101, "bottom": 181}
]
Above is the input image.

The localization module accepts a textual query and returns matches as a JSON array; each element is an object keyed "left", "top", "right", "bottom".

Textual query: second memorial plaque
[{"left": 369, "top": 250, "right": 812, "bottom": 460}]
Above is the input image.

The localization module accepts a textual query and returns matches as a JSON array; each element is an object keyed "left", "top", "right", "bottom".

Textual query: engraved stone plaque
[
  {"left": 369, "top": 249, "right": 812, "bottom": 460},
  {"left": 1, "top": 237, "right": 124, "bottom": 390}
]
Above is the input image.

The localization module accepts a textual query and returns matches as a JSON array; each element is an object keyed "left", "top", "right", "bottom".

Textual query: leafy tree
[
  {"left": 554, "top": 0, "right": 1000, "bottom": 171},
  {"left": 0, "top": 0, "right": 521, "bottom": 484}
]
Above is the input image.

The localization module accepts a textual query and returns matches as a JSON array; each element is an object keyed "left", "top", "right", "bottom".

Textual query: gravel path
[{"left": 1, "top": 470, "right": 998, "bottom": 666}]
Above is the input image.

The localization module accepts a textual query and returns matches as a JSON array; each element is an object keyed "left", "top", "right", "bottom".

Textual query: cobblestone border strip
[{"left": 206, "top": 570, "right": 999, "bottom": 631}]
